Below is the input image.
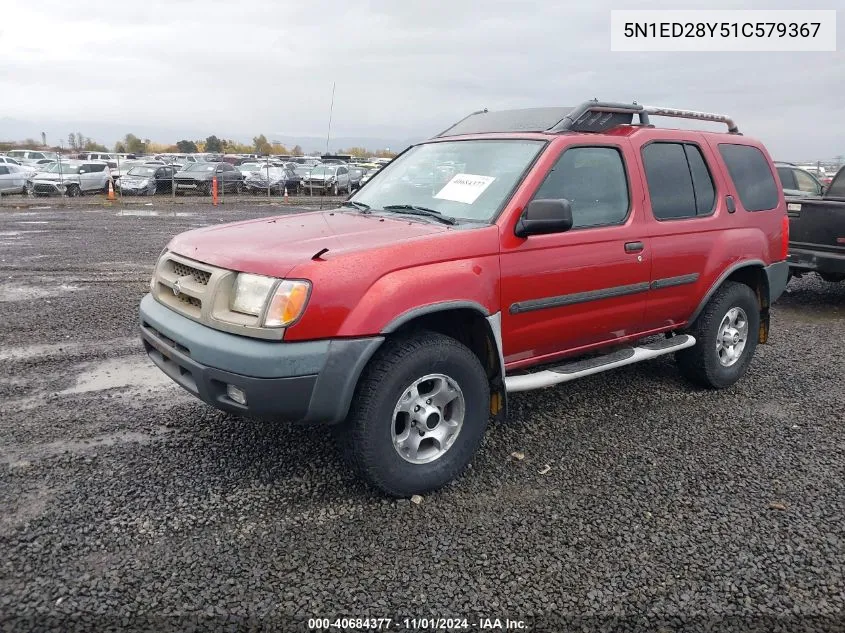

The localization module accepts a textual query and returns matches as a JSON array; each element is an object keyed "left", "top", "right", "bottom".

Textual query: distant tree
[
  {"left": 176, "top": 139, "right": 198, "bottom": 153},
  {"left": 75, "top": 133, "right": 85, "bottom": 150},
  {"left": 373, "top": 148, "right": 397, "bottom": 158},
  {"left": 145, "top": 141, "right": 170, "bottom": 154},
  {"left": 338, "top": 146, "right": 369, "bottom": 158},
  {"left": 223, "top": 140, "right": 253, "bottom": 153},
  {"left": 67, "top": 133, "right": 78, "bottom": 150},
  {"left": 120, "top": 133, "right": 146, "bottom": 154},
  {"left": 24, "top": 138, "right": 37, "bottom": 147},
  {"left": 83, "top": 139, "right": 108, "bottom": 152},
  {"left": 114, "top": 142, "right": 127, "bottom": 153},
  {"left": 253, "top": 134, "right": 271, "bottom": 154},
  {"left": 291, "top": 145, "right": 303, "bottom": 156},
  {"left": 205, "top": 135, "right": 223, "bottom": 153},
  {"left": 269, "top": 142, "right": 289, "bottom": 155}
]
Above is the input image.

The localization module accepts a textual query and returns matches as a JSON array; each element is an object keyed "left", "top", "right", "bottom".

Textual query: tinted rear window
[
  {"left": 827, "top": 167, "right": 845, "bottom": 198},
  {"left": 718, "top": 144, "right": 778, "bottom": 211}
]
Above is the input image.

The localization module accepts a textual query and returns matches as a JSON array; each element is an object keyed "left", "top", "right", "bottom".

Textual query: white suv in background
[
  {"left": 5, "top": 149, "right": 60, "bottom": 165},
  {"left": 29, "top": 161, "right": 111, "bottom": 197}
]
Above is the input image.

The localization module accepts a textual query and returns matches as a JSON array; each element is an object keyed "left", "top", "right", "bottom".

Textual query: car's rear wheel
[
  {"left": 339, "top": 331, "right": 490, "bottom": 497},
  {"left": 676, "top": 281, "right": 759, "bottom": 389}
]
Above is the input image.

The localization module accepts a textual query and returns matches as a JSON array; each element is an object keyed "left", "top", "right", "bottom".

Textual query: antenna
[{"left": 325, "top": 82, "right": 336, "bottom": 156}]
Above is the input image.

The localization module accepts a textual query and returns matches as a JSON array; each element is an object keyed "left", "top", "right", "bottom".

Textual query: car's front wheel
[
  {"left": 339, "top": 331, "right": 490, "bottom": 497},
  {"left": 66, "top": 184, "right": 81, "bottom": 197},
  {"left": 677, "top": 281, "right": 759, "bottom": 389}
]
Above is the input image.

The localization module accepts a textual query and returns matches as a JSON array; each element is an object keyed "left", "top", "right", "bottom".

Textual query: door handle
[{"left": 625, "top": 241, "right": 644, "bottom": 253}]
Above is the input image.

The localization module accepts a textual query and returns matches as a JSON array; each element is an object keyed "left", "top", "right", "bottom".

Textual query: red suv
[{"left": 140, "top": 101, "right": 789, "bottom": 496}]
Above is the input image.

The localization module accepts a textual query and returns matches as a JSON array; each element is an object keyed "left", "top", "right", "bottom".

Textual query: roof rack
[
  {"left": 640, "top": 105, "right": 739, "bottom": 134},
  {"left": 435, "top": 100, "right": 741, "bottom": 138},
  {"left": 553, "top": 101, "right": 739, "bottom": 134}
]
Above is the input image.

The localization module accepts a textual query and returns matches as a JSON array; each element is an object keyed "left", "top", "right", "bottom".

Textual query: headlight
[
  {"left": 264, "top": 280, "right": 311, "bottom": 327},
  {"left": 231, "top": 273, "right": 276, "bottom": 316}
]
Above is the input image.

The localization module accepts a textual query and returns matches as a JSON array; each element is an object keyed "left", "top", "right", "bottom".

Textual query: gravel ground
[{"left": 1, "top": 204, "right": 843, "bottom": 632}]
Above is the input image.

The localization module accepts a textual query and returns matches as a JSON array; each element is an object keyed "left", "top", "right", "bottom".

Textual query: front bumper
[{"left": 139, "top": 294, "right": 383, "bottom": 423}]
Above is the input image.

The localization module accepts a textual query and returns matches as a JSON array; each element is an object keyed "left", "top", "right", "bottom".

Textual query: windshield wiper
[
  {"left": 382, "top": 204, "right": 456, "bottom": 225},
  {"left": 341, "top": 200, "right": 371, "bottom": 213}
]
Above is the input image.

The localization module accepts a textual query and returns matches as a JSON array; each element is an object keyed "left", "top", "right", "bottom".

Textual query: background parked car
[
  {"left": 244, "top": 166, "right": 293, "bottom": 194},
  {"left": 0, "top": 164, "right": 29, "bottom": 194},
  {"left": 6, "top": 149, "right": 60, "bottom": 165},
  {"left": 116, "top": 164, "right": 176, "bottom": 196},
  {"left": 348, "top": 166, "right": 365, "bottom": 191},
  {"left": 28, "top": 161, "right": 110, "bottom": 197},
  {"left": 301, "top": 164, "right": 351, "bottom": 195},
  {"left": 359, "top": 167, "right": 379, "bottom": 187},
  {"left": 0, "top": 156, "right": 37, "bottom": 173},
  {"left": 173, "top": 161, "right": 243, "bottom": 195}
]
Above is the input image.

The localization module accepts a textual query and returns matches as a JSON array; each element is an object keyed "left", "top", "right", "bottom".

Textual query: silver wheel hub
[
  {"left": 716, "top": 307, "right": 748, "bottom": 367},
  {"left": 392, "top": 373, "right": 465, "bottom": 465}
]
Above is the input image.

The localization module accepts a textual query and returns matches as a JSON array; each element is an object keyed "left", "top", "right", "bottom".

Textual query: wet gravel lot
[{"left": 1, "top": 203, "right": 843, "bottom": 632}]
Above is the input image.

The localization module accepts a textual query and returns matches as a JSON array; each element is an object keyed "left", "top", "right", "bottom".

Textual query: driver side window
[{"left": 532, "top": 146, "right": 630, "bottom": 229}]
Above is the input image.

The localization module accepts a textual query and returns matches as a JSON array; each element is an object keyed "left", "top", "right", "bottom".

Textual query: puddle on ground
[
  {"left": 0, "top": 429, "right": 168, "bottom": 466},
  {"left": 116, "top": 210, "right": 196, "bottom": 217},
  {"left": 0, "top": 283, "right": 83, "bottom": 302},
  {"left": 17, "top": 221, "right": 50, "bottom": 225},
  {"left": 60, "top": 356, "right": 173, "bottom": 394},
  {"left": 0, "top": 337, "right": 138, "bottom": 361}
]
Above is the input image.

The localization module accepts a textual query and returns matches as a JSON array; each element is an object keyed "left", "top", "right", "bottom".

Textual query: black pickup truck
[{"left": 787, "top": 166, "right": 845, "bottom": 283}]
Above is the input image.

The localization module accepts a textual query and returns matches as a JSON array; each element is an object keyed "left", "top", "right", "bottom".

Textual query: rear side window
[
  {"left": 794, "top": 169, "right": 821, "bottom": 194},
  {"left": 642, "top": 142, "right": 715, "bottom": 219},
  {"left": 777, "top": 166, "right": 797, "bottom": 190},
  {"left": 718, "top": 144, "right": 779, "bottom": 211},
  {"left": 0, "top": 166, "right": 9, "bottom": 175},
  {"left": 533, "top": 146, "right": 629, "bottom": 229}
]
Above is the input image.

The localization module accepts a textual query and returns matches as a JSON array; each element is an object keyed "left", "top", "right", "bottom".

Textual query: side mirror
[{"left": 514, "top": 199, "right": 574, "bottom": 238}]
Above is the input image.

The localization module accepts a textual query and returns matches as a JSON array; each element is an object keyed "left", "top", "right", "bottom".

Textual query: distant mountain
[{"left": 0, "top": 117, "right": 421, "bottom": 154}]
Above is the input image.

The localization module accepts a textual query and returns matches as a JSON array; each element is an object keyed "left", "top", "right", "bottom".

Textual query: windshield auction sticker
[{"left": 434, "top": 173, "right": 495, "bottom": 204}]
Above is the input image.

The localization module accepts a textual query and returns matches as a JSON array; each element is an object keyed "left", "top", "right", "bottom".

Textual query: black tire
[
  {"left": 338, "top": 331, "right": 490, "bottom": 497},
  {"left": 66, "top": 184, "right": 81, "bottom": 198},
  {"left": 676, "top": 281, "right": 759, "bottom": 389}
]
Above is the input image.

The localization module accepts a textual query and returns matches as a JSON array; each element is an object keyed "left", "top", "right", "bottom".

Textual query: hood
[
  {"left": 167, "top": 210, "right": 453, "bottom": 278},
  {"left": 33, "top": 173, "right": 80, "bottom": 183},
  {"left": 174, "top": 171, "right": 213, "bottom": 181}
]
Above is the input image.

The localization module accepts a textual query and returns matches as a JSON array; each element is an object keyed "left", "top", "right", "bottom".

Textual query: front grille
[
  {"left": 177, "top": 293, "right": 202, "bottom": 309},
  {"left": 34, "top": 183, "right": 57, "bottom": 193},
  {"left": 172, "top": 262, "right": 210, "bottom": 285}
]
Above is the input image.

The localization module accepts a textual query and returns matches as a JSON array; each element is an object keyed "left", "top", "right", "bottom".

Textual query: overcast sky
[{"left": 2, "top": 0, "right": 843, "bottom": 159}]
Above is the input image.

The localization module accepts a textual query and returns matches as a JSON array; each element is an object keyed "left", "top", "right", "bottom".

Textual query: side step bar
[{"left": 504, "top": 335, "right": 696, "bottom": 393}]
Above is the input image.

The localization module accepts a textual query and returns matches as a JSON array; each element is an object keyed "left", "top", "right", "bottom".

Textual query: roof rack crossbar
[
  {"left": 549, "top": 101, "right": 651, "bottom": 133},
  {"left": 641, "top": 105, "right": 739, "bottom": 134}
]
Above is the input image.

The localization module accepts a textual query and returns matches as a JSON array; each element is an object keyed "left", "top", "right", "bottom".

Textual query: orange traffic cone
[{"left": 107, "top": 178, "right": 116, "bottom": 201}]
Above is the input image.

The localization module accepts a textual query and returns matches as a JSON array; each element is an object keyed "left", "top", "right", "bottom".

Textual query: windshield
[
  {"left": 310, "top": 166, "right": 337, "bottom": 176},
  {"left": 350, "top": 140, "right": 545, "bottom": 222},
  {"left": 43, "top": 162, "right": 81, "bottom": 174},
  {"left": 249, "top": 167, "right": 284, "bottom": 178},
  {"left": 238, "top": 164, "right": 260, "bottom": 172},
  {"left": 294, "top": 167, "right": 312, "bottom": 176},
  {"left": 183, "top": 163, "right": 216, "bottom": 172},
  {"left": 128, "top": 166, "right": 156, "bottom": 177}
]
